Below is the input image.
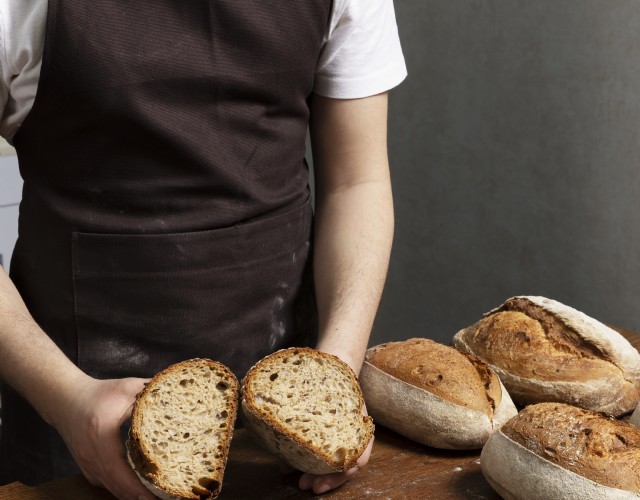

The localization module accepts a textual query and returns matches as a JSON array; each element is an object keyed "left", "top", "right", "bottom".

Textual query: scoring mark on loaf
[{"left": 496, "top": 297, "right": 615, "bottom": 363}]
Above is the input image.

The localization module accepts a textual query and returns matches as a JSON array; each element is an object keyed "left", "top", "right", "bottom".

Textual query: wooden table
[{"left": 3, "top": 326, "right": 639, "bottom": 499}]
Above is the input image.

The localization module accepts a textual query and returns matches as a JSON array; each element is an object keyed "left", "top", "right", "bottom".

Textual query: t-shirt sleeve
[
  {"left": 0, "top": 0, "right": 46, "bottom": 142},
  {"left": 313, "top": 0, "right": 407, "bottom": 99},
  {"left": 0, "top": 5, "right": 10, "bottom": 134}
]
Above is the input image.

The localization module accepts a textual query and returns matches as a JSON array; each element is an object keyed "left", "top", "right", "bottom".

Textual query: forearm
[
  {"left": 0, "top": 267, "right": 88, "bottom": 427},
  {"left": 309, "top": 92, "right": 393, "bottom": 375},
  {"left": 313, "top": 180, "right": 394, "bottom": 374}
]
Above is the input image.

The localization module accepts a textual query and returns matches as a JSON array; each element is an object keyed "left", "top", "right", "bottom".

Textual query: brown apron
[{"left": 1, "top": 0, "right": 331, "bottom": 484}]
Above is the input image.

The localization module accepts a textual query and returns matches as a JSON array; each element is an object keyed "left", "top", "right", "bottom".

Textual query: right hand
[{"left": 53, "top": 376, "right": 153, "bottom": 500}]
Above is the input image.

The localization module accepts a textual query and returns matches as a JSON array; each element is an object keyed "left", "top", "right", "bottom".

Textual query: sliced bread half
[
  {"left": 127, "top": 359, "right": 239, "bottom": 500},
  {"left": 240, "top": 347, "right": 374, "bottom": 474}
]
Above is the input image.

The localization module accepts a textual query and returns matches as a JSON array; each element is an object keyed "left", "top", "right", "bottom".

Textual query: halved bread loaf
[
  {"left": 240, "top": 347, "right": 374, "bottom": 474},
  {"left": 481, "top": 402, "right": 640, "bottom": 499},
  {"left": 127, "top": 359, "right": 239, "bottom": 500},
  {"left": 360, "top": 338, "right": 517, "bottom": 449},
  {"left": 453, "top": 296, "right": 640, "bottom": 416}
]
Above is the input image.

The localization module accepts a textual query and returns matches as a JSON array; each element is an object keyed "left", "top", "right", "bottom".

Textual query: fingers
[
  {"left": 299, "top": 466, "right": 360, "bottom": 495},
  {"left": 62, "top": 377, "right": 155, "bottom": 500},
  {"left": 298, "top": 434, "right": 374, "bottom": 494},
  {"left": 100, "top": 437, "right": 152, "bottom": 500},
  {"left": 119, "top": 378, "right": 150, "bottom": 426}
]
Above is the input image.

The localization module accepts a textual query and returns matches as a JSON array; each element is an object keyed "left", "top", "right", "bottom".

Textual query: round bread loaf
[
  {"left": 453, "top": 296, "right": 640, "bottom": 416},
  {"left": 240, "top": 347, "right": 374, "bottom": 474},
  {"left": 127, "top": 359, "right": 239, "bottom": 500},
  {"left": 359, "top": 338, "right": 517, "bottom": 449},
  {"left": 481, "top": 402, "right": 640, "bottom": 499}
]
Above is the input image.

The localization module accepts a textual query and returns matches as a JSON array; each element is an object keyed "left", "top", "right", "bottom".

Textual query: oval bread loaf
[
  {"left": 481, "top": 402, "right": 640, "bottom": 500},
  {"left": 240, "top": 347, "right": 374, "bottom": 474},
  {"left": 359, "top": 338, "right": 517, "bottom": 449},
  {"left": 127, "top": 359, "right": 239, "bottom": 500},
  {"left": 453, "top": 296, "right": 640, "bottom": 416}
]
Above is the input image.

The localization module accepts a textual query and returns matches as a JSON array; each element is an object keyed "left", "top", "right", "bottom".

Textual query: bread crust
[
  {"left": 482, "top": 431, "right": 640, "bottom": 500},
  {"left": 240, "top": 347, "right": 374, "bottom": 475},
  {"left": 453, "top": 296, "right": 640, "bottom": 416},
  {"left": 360, "top": 339, "right": 517, "bottom": 449},
  {"left": 127, "top": 359, "right": 239, "bottom": 500},
  {"left": 481, "top": 403, "right": 640, "bottom": 499}
]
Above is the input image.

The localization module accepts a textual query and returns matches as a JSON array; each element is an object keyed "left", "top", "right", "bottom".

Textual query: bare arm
[
  {"left": 299, "top": 92, "right": 393, "bottom": 494},
  {"left": 0, "top": 267, "right": 151, "bottom": 500},
  {"left": 310, "top": 92, "right": 394, "bottom": 374}
]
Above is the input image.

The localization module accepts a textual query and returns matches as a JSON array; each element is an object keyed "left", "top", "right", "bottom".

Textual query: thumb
[{"left": 119, "top": 378, "right": 150, "bottom": 427}]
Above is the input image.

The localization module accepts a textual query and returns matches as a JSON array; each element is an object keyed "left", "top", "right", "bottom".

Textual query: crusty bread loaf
[
  {"left": 452, "top": 296, "right": 640, "bottom": 416},
  {"left": 481, "top": 402, "right": 640, "bottom": 499},
  {"left": 127, "top": 359, "right": 239, "bottom": 500},
  {"left": 240, "top": 347, "right": 374, "bottom": 474},
  {"left": 359, "top": 338, "right": 517, "bottom": 449}
]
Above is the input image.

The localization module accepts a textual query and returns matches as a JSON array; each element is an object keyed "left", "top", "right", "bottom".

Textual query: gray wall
[{"left": 372, "top": 1, "right": 640, "bottom": 345}]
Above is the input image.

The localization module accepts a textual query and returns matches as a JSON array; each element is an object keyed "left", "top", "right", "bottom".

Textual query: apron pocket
[{"left": 71, "top": 200, "right": 314, "bottom": 379}]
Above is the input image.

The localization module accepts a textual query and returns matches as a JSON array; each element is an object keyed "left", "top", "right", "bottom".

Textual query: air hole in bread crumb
[
  {"left": 196, "top": 477, "right": 220, "bottom": 493},
  {"left": 333, "top": 448, "right": 347, "bottom": 462},
  {"left": 216, "top": 382, "right": 228, "bottom": 391},
  {"left": 183, "top": 433, "right": 190, "bottom": 438},
  {"left": 270, "top": 373, "right": 279, "bottom": 381}
]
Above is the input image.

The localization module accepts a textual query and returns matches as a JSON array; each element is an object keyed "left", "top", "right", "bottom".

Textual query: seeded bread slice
[
  {"left": 127, "top": 359, "right": 239, "bottom": 500},
  {"left": 240, "top": 347, "right": 374, "bottom": 474}
]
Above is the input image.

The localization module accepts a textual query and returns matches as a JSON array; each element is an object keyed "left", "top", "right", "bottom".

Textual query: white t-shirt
[{"left": 0, "top": 0, "right": 407, "bottom": 142}]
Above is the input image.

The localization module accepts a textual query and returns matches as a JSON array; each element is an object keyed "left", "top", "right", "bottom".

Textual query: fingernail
[
  {"left": 299, "top": 475, "right": 314, "bottom": 490},
  {"left": 315, "top": 482, "right": 331, "bottom": 495}
]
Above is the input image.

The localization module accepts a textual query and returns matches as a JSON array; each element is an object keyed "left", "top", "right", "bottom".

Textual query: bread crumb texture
[
  {"left": 366, "top": 338, "right": 501, "bottom": 417},
  {"left": 128, "top": 359, "right": 239, "bottom": 500},
  {"left": 241, "top": 348, "right": 373, "bottom": 472},
  {"left": 502, "top": 403, "right": 640, "bottom": 492}
]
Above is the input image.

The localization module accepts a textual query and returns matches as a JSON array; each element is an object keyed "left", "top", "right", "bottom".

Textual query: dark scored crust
[{"left": 365, "top": 338, "right": 502, "bottom": 418}]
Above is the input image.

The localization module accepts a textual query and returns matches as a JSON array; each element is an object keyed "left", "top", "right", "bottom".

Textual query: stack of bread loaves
[{"left": 452, "top": 296, "right": 640, "bottom": 499}]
